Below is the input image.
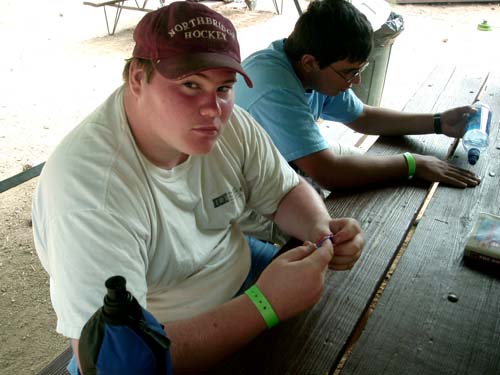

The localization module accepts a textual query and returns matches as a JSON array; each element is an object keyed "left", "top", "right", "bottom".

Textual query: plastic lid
[
  {"left": 477, "top": 20, "right": 492, "bottom": 31},
  {"left": 468, "top": 148, "right": 480, "bottom": 165},
  {"left": 351, "top": 0, "right": 391, "bottom": 31}
]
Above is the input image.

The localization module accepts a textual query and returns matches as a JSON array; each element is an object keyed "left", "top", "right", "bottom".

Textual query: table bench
[
  {"left": 82, "top": 0, "right": 285, "bottom": 36},
  {"left": 83, "top": 0, "right": 165, "bottom": 35},
  {"left": 34, "top": 65, "right": 500, "bottom": 374}
]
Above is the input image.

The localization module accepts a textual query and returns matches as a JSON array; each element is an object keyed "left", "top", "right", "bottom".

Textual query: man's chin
[
  {"left": 322, "top": 88, "right": 343, "bottom": 96},
  {"left": 189, "top": 142, "right": 218, "bottom": 155}
]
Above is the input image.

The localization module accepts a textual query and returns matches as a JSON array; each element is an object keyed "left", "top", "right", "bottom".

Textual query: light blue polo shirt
[{"left": 235, "top": 39, "right": 364, "bottom": 162}]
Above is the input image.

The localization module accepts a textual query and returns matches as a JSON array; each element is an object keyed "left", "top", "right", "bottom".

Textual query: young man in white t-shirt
[{"left": 32, "top": 2, "right": 364, "bottom": 373}]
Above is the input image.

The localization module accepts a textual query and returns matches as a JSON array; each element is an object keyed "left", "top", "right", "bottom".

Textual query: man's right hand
[{"left": 255, "top": 240, "right": 333, "bottom": 322}]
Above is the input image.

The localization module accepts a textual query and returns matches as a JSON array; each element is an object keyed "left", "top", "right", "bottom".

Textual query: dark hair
[
  {"left": 122, "top": 58, "right": 156, "bottom": 83},
  {"left": 284, "top": 0, "right": 373, "bottom": 68}
]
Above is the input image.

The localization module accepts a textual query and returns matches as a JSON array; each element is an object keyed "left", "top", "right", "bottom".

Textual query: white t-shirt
[{"left": 32, "top": 86, "right": 299, "bottom": 339}]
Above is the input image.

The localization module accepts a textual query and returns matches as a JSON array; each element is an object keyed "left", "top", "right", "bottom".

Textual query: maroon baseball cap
[{"left": 132, "top": 1, "right": 253, "bottom": 87}]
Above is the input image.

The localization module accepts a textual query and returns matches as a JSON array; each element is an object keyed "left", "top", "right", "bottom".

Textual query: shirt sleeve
[
  {"left": 247, "top": 88, "right": 329, "bottom": 163},
  {"left": 231, "top": 106, "right": 300, "bottom": 217},
  {"left": 318, "top": 89, "right": 364, "bottom": 124},
  {"left": 42, "top": 209, "right": 149, "bottom": 339}
]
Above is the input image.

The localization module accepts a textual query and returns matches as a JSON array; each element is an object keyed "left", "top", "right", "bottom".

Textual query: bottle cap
[
  {"left": 103, "top": 275, "right": 136, "bottom": 321},
  {"left": 468, "top": 148, "right": 480, "bottom": 165},
  {"left": 477, "top": 20, "right": 492, "bottom": 31},
  {"left": 105, "top": 275, "right": 127, "bottom": 302}
]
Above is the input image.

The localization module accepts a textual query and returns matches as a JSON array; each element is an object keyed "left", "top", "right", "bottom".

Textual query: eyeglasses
[{"left": 328, "top": 62, "right": 370, "bottom": 84}]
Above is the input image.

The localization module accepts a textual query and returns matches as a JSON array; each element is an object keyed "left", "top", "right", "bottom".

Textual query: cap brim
[{"left": 154, "top": 52, "right": 253, "bottom": 88}]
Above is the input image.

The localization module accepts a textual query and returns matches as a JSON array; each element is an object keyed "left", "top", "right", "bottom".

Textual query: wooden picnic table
[{"left": 209, "top": 65, "right": 500, "bottom": 375}]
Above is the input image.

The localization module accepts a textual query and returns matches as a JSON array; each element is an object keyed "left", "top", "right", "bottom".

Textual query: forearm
[
  {"left": 295, "top": 151, "right": 410, "bottom": 190},
  {"left": 324, "top": 154, "right": 410, "bottom": 189},
  {"left": 349, "top": 105, "right": 434, "bottom": 136},
  {"left": 165, "top": 294, "right": 266, "bottom": 373},
  {"left": 272, "top": 177, "right": 332, "bottom": 241}
]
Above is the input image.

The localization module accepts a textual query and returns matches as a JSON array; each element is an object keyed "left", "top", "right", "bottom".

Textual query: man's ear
[
  {"left": 128, "top": 60, "right": 145, "bottom": 96},
  {"left": 300, "top": 54, "right": 320, "bottom": 73}
]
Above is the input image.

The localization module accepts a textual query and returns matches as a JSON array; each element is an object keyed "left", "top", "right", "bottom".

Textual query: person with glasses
[{"left": 234, "top": 0, "right": 480, "bottom": 197}]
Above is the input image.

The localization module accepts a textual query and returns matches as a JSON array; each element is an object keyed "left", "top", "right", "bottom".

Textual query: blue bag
[{"left": 78, "top": 276, "right": 173, "bottom": 375}]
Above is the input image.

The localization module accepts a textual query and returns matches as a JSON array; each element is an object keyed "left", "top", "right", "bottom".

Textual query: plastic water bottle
[{"left": 462, "top": 102, "right": 492, "bottom": 165}]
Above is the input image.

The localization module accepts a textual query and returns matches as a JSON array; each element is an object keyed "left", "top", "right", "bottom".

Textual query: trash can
[{"left": 351, "top": 0, "right": 404, "bottom": 107}]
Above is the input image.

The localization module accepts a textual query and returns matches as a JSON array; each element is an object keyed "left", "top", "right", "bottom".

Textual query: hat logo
[
  {"left": 186, "top": 30, "right": 227, "bottom": 40},
  {"left": 167, "top": 16, "right": 235, "bottom": 40}
]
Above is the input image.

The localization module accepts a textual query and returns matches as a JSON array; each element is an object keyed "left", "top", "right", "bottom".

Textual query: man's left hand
[
  {"left": 327, "top": 218, "right": 364, "bottom": 271},
  {"left": 441, "top": 105, "right": 476, "bottom": 138}
]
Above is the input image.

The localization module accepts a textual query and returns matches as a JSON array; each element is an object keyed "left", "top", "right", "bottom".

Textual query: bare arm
[
  {"left": 269, "top": 176, "right": 332, "bottom": 241},
  {"left": 269, "top": 177, "right": 365, "bottom": 270},
  {"left": 294, "top": 142, "right": 479, "bottom": 190},
  {"left": 161, "top": 294, "right": 268, "bottom": 372},
  {"left": 298, "top": 104, "right": 480, "bottom": 189},
  {"left": 348, "top": 105, "right": 474, "bottom": 137},
  {"left": 348, "top": 105, "right": 435, "bottom": 135},
  {"left": 295, "top": 149, "right": 409, "bottom": 189}
]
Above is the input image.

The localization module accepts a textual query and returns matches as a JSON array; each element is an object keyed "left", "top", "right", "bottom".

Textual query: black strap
[{"left": 433, "top": 113, "right": 442, "bottom": 134}]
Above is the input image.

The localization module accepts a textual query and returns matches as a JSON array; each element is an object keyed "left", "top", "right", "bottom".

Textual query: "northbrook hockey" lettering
[{"left": 168, "top": 17, "right": 235, "bottom": 39}]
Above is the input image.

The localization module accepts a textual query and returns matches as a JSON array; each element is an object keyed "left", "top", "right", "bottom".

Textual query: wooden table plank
[
  {"left": 341, "top": 70, "right": 500, "bottom": 375},
  {"left": 210, "top": 66, "right": 490, "bottom": 374}
]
